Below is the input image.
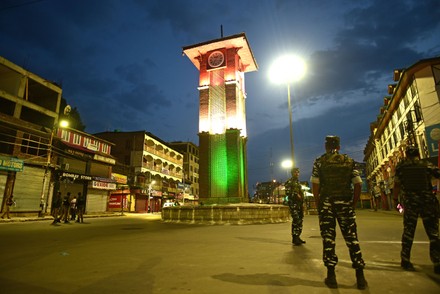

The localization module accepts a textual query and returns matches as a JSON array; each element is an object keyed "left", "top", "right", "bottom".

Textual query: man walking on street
[
  {"left": 311, "top": 135, "right": 367, "bottom": 290},
  {"left": 1, "top": 194, "right": 15, "bottom": 219},
  {"left": 393, "top": 145, "right": 440, "bottom": 274},
  {"left": 285, "top": 168, "right": 305, "bottom": 245}
]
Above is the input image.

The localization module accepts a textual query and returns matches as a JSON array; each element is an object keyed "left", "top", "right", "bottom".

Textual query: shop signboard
[
  {"left": 425, "top": 123, "right": 440, "bottom": 158},
  {"left": 0, "top": 157, "right": 24, "bottom": 172}
]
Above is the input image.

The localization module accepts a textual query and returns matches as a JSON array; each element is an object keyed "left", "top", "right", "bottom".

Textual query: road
[{"left": 0, "top": 210, "right": 439, "bottom": 293}]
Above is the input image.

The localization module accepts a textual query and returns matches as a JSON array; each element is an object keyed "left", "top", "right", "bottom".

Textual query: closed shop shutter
[
  {"left": 14, "top": 166, "right": 45, "bottom": 211},
  {"left": 86, "top": 189, "right": 108, "bottom": 213},
  {"left": 135, "top": 196, "right": 147, "bottom": 212}
]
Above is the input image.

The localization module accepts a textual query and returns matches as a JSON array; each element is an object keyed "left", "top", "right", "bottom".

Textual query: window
[
  {"left": 101, "top": 143, "right": 109, "bottom": 154},
  {"left": 61, "top": 130, "right": 70, "bottom": 142},
  {"left": 21, "top": 133, "right": 44, "bottom": 156},
  {"left": 410, "top": 79, "right": 418, "bottom": 98},
  {"left": 403, "top": 94, "right": 409, "bottom": 108},
  {"left": 83, "top": 137, "right": 90, "bottom": 148},
  {"left": 73, "top": 133, "right": 81, "bottom": 145}
]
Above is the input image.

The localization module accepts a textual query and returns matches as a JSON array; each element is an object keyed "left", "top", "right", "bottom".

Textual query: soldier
[
  {"left": 284, "top": 167, "right": 305, "bottom": 245},
  {"left": 393, "top": 146, "right": 440, "bottom": 274},
  {"left": 311, "top": 135, "right": 367, "bottom": 290}
]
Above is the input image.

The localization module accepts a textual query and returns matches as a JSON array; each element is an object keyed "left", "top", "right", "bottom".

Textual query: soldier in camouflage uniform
[
  {"left": 311, "top": 136, "right": 367, "bottom": 290},
  {"left": 285, "top": 168, "right": 305, "bottom": 245},
  {"left": 393, "top": 146, "right": 440, "bottom": 274}
]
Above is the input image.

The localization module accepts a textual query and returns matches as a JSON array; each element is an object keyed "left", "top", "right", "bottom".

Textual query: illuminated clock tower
[{"left": 183, "top": 32, "right": 258, "bottom": 204}]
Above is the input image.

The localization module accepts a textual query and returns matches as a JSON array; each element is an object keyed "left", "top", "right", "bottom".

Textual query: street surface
[{"left": 0, "top": 210, "right": 439, "bottom": 294}]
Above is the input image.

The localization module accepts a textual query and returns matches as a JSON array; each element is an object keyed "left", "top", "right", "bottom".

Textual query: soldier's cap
[
  {"left": 405, "top": 145, "right": 419, "bottom": 157},
  {"left": 325, "top": 135, "right": 340, "bottom": 148},
  {"left": 291, "top": 167, "right": 300, "bottom": 173}
]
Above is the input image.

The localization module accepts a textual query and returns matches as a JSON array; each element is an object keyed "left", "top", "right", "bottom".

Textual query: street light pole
[
  {"left": 40, "top": 127, "right": 55, "bottom": 215},
  {"left": 269, "top": 54, "right": 306, "bottom": 171},
  {"left": 287, "top": 83, "right": 295, "bottom": 168}
]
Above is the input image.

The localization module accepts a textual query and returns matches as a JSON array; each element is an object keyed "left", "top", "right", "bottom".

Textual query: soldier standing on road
[
  {"left": 285, "top": 167, "right": 306, "bottom": 245},
  {"left": 393, "top": 145, "right": 440, "bottom": 274},
  {"left": 311, "top": 135, "right": 367, "bottom": 290}
]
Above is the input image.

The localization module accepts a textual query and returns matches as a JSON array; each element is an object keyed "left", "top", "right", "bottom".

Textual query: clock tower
[{"left": 183, "top": 33, "right": 258, "bottom": 204}]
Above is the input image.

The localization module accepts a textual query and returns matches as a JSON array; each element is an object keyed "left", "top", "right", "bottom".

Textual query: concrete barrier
[{"left": 161, "top": 204, "right": 290, "bottom": 225}]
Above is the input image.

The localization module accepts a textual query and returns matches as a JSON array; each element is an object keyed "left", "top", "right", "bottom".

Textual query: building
[
  {"left": 363, "top": 57, "right": 440, "bottom": 208},
  {"left": 0, "top": 56, "right": 62, "bottom": 217},
  {"left": 182, "top": 32, "right": 258, "bottom": 204},
  {"left": 54, "top": 127, "right": 116, "bottom": 214},
  {"left": 169, "top": 141, "right": 199, "bottom": 202},
  {"left": 94, "top": 131, "right": 184, "bottom": 212}
]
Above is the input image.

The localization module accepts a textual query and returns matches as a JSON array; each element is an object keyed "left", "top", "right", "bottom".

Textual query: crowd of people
[
  {"left": 51, "top": 191, "right": 85, "bottom": 224},
  {"left": 285, "top": 135, "right": 440, "bottom": 290}
]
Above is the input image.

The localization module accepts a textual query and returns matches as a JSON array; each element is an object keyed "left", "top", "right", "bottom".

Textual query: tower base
[{"left": 161, "top": 203, "right": 290, "bottom": 225}]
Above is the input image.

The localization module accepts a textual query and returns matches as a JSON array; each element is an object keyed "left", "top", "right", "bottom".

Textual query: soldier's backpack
[
  {"left": 320, "top": 153, "right": 354, "bottom": 198},
  {"left": 396, "top": 161, "right": 431, "bottom": 192}
]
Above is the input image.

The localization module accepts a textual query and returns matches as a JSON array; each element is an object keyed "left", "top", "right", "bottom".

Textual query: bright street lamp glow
[
  {"left": 59, "top": 120, "right": 69, "bottom": 128},
  {"left": 269, "top": 55, "right": 306, "bottom": 84},
  {"left": 281, "top": 160, "right": 293, "bottom": 169}
]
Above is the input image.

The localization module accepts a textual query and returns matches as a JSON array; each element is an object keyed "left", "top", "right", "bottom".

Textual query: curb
[{"left": 0, "top": 213, "right": 125, "bottom": 223}]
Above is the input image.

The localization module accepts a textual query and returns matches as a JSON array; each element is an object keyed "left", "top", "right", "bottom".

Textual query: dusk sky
[{"left": 1, "top": 0, "right": 439, "bottom": 193}]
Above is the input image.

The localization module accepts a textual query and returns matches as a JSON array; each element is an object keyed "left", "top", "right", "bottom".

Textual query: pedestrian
[
  {"left": 393, "top": 145, "right": 440, "bottom": 274},
  {"left": 51, "top": 192, "right": 62, "bottom": 224},
  {"left": 61, "top": 192, "right": 71, "bottom": 223},
  {"left": 76, "top": 192, "right": 85, "bottom": 223},
  {"left": 284, "top": 167, "right": 305, "bottom": 245},
  {"left": 1, "top": 194, "right": 15, "bottom": 219},
  {"left": 311, "top": 135, "right": 367, "bottom": 290},
  {"left": 373, "top": 184, "right": 381, "bottom": 211},
  {"left": 70, "top": 195, "right": 77, "bottom": 220}
]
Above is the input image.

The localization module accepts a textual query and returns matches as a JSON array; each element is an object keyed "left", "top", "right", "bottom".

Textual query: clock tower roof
[{"left": 182, "top": 32, "right": 258, "bottom": 73}]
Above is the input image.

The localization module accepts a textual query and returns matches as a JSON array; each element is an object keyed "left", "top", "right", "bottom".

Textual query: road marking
[{"left": 363, "top": 241, "right": 428, "bottom": 244}]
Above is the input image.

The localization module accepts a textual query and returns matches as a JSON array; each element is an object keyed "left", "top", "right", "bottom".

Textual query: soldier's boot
[
  {"left": 401, "top": 260, "right": 415, "bottom": 271},
  {"left": 324, "top": 266, "right": 337, "bottom": 289},
  {"left": 292, "top": 235, "right": 304, "bottom": 246},
  {"left": 355, "top": 269, "right": 368, "bottom": 290}
]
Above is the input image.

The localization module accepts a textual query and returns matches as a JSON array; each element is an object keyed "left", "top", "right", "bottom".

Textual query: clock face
[{"left": 208, "top": 51, "right": 225, "bottom": 68}]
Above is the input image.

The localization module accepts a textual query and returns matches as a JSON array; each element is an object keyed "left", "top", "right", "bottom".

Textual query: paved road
[{"left": 0, "top": 210, "right": 439, "bottom": 293}]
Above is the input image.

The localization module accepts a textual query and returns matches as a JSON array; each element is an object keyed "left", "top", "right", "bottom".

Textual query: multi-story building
[
  {"left": 169, "top": 141, "right": 199, "bottom": 202},
  {"left": 0, "top": 56, "right": 117, "bottom": 217},
  {"left": 0, "top": 56, "right": 62, "bottom": 217},
  {"left": 363, "top": 57, "right": 440, "bottom": 208},
  {"left": 54, "top": 127, "right": 116, "bottom": 213},
  {"left": 94, "top": 131, "right": 184, "bottom": 212}
]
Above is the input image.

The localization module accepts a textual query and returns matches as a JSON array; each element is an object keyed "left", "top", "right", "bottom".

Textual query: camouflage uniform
[
  {"left": 285, "top": 169, "right": 304, "bottom": 244},
  {"left": 311, "top": 151, "right": 365, "bottom": 269},
  {"left": 310, "top": 136, "right": 366, "bottom": 290},
  {"left": 394, "top": 154, "right": 440, "bottom": 272}
]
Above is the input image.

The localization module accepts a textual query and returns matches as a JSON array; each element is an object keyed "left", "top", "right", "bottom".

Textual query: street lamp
[
  {"left": 281, "top": 159, "right": 293, "bottom": 180},
  {"left": 40, "top": 105, "right": 71, "bottom": 215},
  {"left": 40, "top": 118, "right": 69, "bottom": 215},
  {"left": 269, "top": 55, "right": 306, "bottom": 168}
]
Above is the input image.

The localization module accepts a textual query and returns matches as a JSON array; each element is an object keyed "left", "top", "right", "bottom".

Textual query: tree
[{"left": 60, "top": 97, "right": 86, "bottom": 131}]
